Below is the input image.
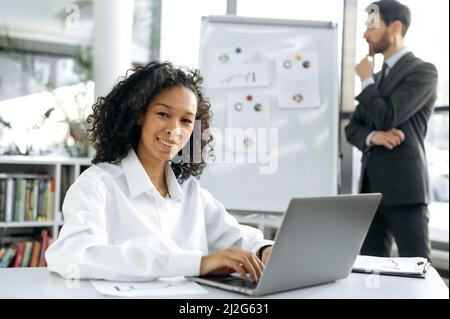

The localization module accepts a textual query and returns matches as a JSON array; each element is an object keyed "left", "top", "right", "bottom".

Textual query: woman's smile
[{"left": 156, "top": 136, "right": 179, "bottom": 151}]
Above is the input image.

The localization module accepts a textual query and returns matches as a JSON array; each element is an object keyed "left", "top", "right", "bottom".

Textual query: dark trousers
[{"left": 360, "top": 173, "right": 431, "bottom": 260}]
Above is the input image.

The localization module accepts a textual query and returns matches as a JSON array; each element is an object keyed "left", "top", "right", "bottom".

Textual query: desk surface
[{"left": 0, "top": 268, "right": 448, "bottom": 299}]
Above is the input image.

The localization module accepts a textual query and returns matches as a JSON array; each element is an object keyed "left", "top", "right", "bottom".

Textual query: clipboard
[{"left": 352, "top": 255, "right": 430, "bottom": 278}]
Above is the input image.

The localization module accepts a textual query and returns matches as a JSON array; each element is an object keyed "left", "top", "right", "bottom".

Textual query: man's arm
[
  {"left": 346, "top": 55, "right": 377, "bottom": 151},
  {"left": 345, "top": 103, "right": 374, "bottom": 152},
  {"left": 356, "top": 63, "right": 438, "bottom": 131}
]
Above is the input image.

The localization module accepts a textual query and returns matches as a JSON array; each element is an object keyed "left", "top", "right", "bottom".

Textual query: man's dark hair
[{"left": 367, "top": 0, "right": 411, "bottom": 36}]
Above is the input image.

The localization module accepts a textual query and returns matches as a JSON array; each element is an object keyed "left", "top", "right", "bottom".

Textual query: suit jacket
[{"left": 345, "top": 52, "right": 438, "bottom": 206}]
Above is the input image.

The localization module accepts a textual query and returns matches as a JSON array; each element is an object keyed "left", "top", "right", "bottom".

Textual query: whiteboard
[{"left": 198, "top": 16, "right": 339, "bottom": 213}]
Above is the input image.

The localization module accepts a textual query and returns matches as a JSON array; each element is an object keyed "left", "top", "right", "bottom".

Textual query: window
[
  {"left": 159, "top": 0, "right": 344, "bottom": 69},
  {"left": 354, "top": 0, "right": 449, "bottom": 106},
  {"left": 426, "top": 111, "right": 449, "bottom": 244},
  {"left": 0, "top": 52, "right": 93, "bottom": 156},
  {"left": 237, "top": 0, "right": 344, "bottom": 64},
  {"left": 160, "top": 0, "right": 227, "bottom": 68},
  {"left": 237, "top": 0, "right": 343, "bottom": 22}
]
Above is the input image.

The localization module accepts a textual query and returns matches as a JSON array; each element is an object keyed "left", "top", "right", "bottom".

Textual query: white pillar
[{"left": 93, "top": 0, "right": 134, "bottom": 98}]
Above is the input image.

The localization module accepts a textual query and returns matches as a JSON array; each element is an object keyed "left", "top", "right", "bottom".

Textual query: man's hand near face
[{"left": 356, "top": 55, "right": 375, "bottom": 81}]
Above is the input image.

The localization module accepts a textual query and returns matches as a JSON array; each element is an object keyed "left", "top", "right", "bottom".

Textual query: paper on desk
[
  {"left": 91, "top": 277, "right": 208, "bottom": 297},
  {"left": 352, "top": 255, "right": 430, "bottom": 277}
]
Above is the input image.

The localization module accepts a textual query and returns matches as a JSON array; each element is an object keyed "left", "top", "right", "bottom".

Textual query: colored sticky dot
[
  {"left": 295, "top": 54, "right": 302, "bottom": 61},
  {"left": 292, "top": 94, "right": 304, "bottom": 103},
  {"left": 303, "top": 61, "right": 311, "bottom": 68},
  {"left": 234, "top": 103, "right": 243, "bottom": 111},
  {"left": 254, "top": 103, "right": 263, "bottom": 112},
  {"left": 283, "top": 60, "right": 292, "bottom": 69},
  {"left": 218, "top": 54, "right": 229, "bottom": 63},
  {"left": 235, "top": 47, "right": 242, "bottom": 54},
  {"left": 246, "top": 95, "right": 253, "bottom": 101},
  {"left": 242, "top": 136, "right": 253, "bottom": 148}
]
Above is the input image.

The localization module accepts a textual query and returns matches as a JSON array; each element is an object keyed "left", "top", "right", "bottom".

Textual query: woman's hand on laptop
[
  {"left": 200, "top": 246, "right": 264, "bottom": 282},
  {"left": 261, "top": 246, "right": 272, "bottom": 265}
]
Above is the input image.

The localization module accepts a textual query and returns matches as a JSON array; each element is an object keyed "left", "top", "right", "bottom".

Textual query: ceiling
[
  {"left": 0, "top": 0, "right": 94, "bottom": 45},
  {"left": 0, "top": 0, "right": 154, "bottom": 62}
]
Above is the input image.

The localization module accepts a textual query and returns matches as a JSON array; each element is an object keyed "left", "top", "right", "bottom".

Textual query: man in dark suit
[{"left": 345, "top": 0, "right": 438, "bottom": 260}]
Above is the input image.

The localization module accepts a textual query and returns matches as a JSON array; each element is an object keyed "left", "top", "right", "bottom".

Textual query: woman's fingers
[
  {"left": 201, "top": 247, "right": 266, "bottom": 281},
  {"left": 227, "top": 249, "right": 264, "bottom": 282},
  {"left": 228, "top": 260, "right": 247, "bottom": 280},
  {"left": 250, "top": 253, "right": 264, "bottom": 278}
]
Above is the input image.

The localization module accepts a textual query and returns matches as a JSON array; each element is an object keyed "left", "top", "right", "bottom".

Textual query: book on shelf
[
  {"left": 14, "top": 178, "right": 26, "bottom": 222},
  {"left": 0, "top": 245, "right": 17, "bottom": 268},
  {"left": 31, "top": 179, "right": 39, "bottom": 221},
  {"left": 5, "top": 178, "right": 15, "bottom": 223},
  {"left": 13, "top": 241, "right": 26, "bottom": 267},
  {"left": 0, "top": 230, "right": 52, "bottom": 268},
  {"left": 21, "top": 241, "right": 33, "bottom": 267},
  {"left": 0, "top": 179, "right": 6, "bottom": 222},
  {"left": 39, "top": 229, "right": 50, "bottom": 267},
  {"left": 29, "top": 240, "right": 42, "bottom": 268},
  {"left": 0, "top": 173, "right": 55, "bottom": 223}
]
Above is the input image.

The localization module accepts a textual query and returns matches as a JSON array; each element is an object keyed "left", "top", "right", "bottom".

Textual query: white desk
[{"left": 0, "top": 268, "right": 447, "bottom": 299}]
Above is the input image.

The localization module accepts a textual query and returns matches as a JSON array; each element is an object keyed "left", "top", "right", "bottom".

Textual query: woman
[{"left": 46, "top": 61, "right": 272, "bottom": 282}]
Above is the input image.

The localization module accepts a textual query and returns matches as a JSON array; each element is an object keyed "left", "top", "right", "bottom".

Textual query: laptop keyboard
[
  {"left": 199, "top": 275, "right": 258, "bottom": 289},
  {"left": 224, "top": 278, "right": 258, "bottom": 289}
]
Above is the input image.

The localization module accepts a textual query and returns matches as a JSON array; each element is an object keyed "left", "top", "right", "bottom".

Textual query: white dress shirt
[
  {"left": 46, "top": 149, "right": 273, "bottom": 281},
  {"left": 361, "top": 47, "right": 410, "bottom": 147}
]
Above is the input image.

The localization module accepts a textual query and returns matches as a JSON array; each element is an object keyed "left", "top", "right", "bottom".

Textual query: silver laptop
[{"left": 189, "top": 193, "right": 382, "bottom": 296}]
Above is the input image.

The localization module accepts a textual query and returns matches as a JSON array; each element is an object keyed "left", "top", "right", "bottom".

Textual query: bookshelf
[{"left": 0, "top": 155, "right": 91, "bottom": 240}]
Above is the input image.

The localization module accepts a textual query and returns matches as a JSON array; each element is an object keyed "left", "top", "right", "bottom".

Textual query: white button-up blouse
[{"left": 45, "top": 149, "right": 273, "bottom": 281}]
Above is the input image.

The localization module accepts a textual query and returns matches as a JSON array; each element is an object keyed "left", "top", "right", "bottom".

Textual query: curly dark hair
[{"left": 87, "top": 61, "right": 214, "bottom": 183}]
